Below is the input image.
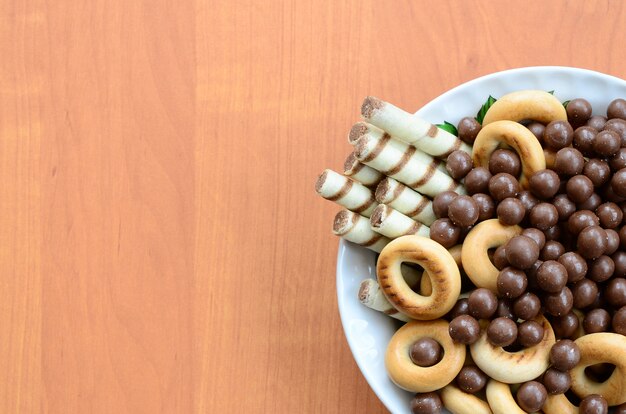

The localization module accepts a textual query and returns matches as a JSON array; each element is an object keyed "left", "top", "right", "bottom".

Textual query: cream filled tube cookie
[
  {"left": 360, "top": 96, "right": 472, "bottom": 158},
  {"left": 375, "top": 177, "right": 437, "bottom": 226},
  {"left": 358, "top": 279, "right": 411, "bottom": 322},
  {"left": 332, "top": 209, "right": 390, "bottom": 253},
  {"left": 343, "top": 152, "right": 384, "bottom": 188},
  {"left": 354, "top": 132, "right": 464, "bottom": 198},
  {"left": 316, "top": 169, "right": 378, "bottom": 217},
  {"left": 370, "top": 205, "right": 430, "bottom": 239}
]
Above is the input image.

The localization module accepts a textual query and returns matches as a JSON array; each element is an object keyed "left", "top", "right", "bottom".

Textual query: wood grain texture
[{"left": 1, "top": 0, "right": 625, "bottom": 412}]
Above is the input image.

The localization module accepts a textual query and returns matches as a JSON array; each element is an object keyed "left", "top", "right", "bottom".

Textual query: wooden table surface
[{"left": 3, "top": 0, "right": 626, "bottom": 412}]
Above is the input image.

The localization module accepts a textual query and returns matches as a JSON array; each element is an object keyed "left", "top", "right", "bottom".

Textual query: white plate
[{"left": 336, "top": 66, "right": 626, "bottom": 414}]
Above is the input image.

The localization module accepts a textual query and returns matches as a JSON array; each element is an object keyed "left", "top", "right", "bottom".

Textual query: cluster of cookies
[{"left": 316, "top": 90, "right": 626, "bottom": 413}]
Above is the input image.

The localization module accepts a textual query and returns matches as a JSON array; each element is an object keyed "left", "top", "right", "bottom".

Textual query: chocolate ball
[
  {"left": 588, "top": 255, "right": 614, "bottom": 282},
  {"left": 586, "top": 115, "right": 607, "bottom": 131},
  {"left": 572, "top": 279, "right": 599, "bottom": 309},
  {"left": 606, "top": 278, "right": 626, "bottom": 308},
  {"left": 516, "top": 381, "right": 547, "bottom": 413},
  {"left": 537, "top": 260, "right": 568, "bottom": 293},
  {"left": 553, "top": 194, "right": 576, "bottom": 221},
  {"left": 492, "top": 244, "right": 509, "bottom": 270},
  {"left": 472, "top": 193, "right": 495, "bottom": 222},
  {"left": 432, "top": 191, "right": 458, "bottom": 219},
  {"left": 544, "top": 287, "right": 573, "bottom": 317},
  {"left": 596, "top": 202, "right": 624, "bottom": 229},
  {"left": 455, "top": 365, "right": 488, "bottom": 394},
  {"left": 489, "top": 149, "right": 521, "bottom": 177},
  {"left": 487, "top": 317, "right": 518, "bottom": 347},
  {"left": 543, "top": 368, "right": 571, "bottom": 395},
  {"left": 448, "top": 195, "right": 479, "bottom": 227},
  {"left": 578, "top": 192, "right": 602, "bottom": 212},
  {"left": 551, "top": 312, "right": 580, "bottom": 339},
  {"left": 448, "top": 315, "right": 480, "bottom": 344},
  {"left": 513, "top": 292, "right": 541, "bottom": 320},
  {"left": 605, "top": 228, "right": 620, "bottom": 255},
  {"left": 611, "top": 148, "right": 626, "bottom": 172},
  {"left": 522, "top": 228, "right": 546, "bottom": 250},
  {"left": 554, "top": 147, "right": 585, "bottom": 177},
  {"left": 604, "top": 118, "right": 626, "bottom": 146},
  {"left": 613, "top": 306, "right": 626, "bottom": 335},
  {"left": 446, "top": 150, "right": 473, "bottom": 180},
  {"left": 527, "top": 122, "right": 545, "bottom": 141},
  {"left": 489, "top": 173, "right": 520, "bottom": 201},
  {"left": 544, "top": 120, "right": 574, "bottom": 150},
  {"left": 608, "top": 98, "right": 626, "bottom": 119},
  {"left": 558, "top": 252, "right": 588, "bottom": 283},
  {"left": 518, "top": 190, "right": 540, "bottom": 214},
  {"left": 567, "top": 210, "right": 600, "bottom": 235},
  {"left": 603, "top": 183, "right": 626, "bottom": 203},
  {"left": 614, "top": 251, "right": 626, "bottom": 278},
  {"left": 468, "top": 288, "right": 498, "bottom": 320},
  {"left": 458, "top": 117, "right": 481, "bottom": 144},
  {"left": 541, "top": 240, "right": 565, "bottom": 261},
  {"left": 529, "top": 203, "right": 559, "bottom": 231},
  {"left": 567, "top": 175, "right": 594, "bottom": 204},
  {"left": 583, "top": 159, "right": 611, "bottom": 187},
  {"left": 616, "top": 403, "right": 626, "bottom": 414},
  {"left": 579, "top": 394, "right": 608, "bottom": 414},
  {"left": 567, "top": 98, "right": 592, "bottom": 125},
  {"left": 497, "top": 198, "right": 525, "bottom": 226},
  {"left": 505, "top": 235, "right": 540, "bottom": 270},
  {"left": 577, "top": 226, "right": 608, "bottom": 260},
  {"left": 410, "top": 392, "right": 443, "bottom": 414},
  {"left": 550, "top": 339, "right": 581, "bottom": 371},
  {"left": 465, "top": 167, "right": 492, "bottom": 195},
  {"left": 583, "top": 308, "right": 611, "bottom": 333},
  {"left": 621, "top": 226, "right": 626, "bottom": 249},
  {"left": 428, "top": 218, "right": 461, "bottom": 249},
  {"left": 409, "top": 338, "right": 443, "bottom": 367},
  {"left": 593, "top": 130, "right": 621, "bottom": 157},
  {"left": 529, "top": 169, "right": 560, "bottom": 200},
  {"left": 446, "top": 298, "right": 469, "bottom": 320},
  {"left": 574, "top": 126, "right": 598, "bottom": 156},
  {"left": 543, "top": 224, "right": 562, "bottom": 242},
  {"left": 497, "top": 267, "right": 528, "bottom": 299},
  {"left": 518, "top": 320, "right": 544, "bottom": 347},
  {"left": 496, "top": 299, "right": 515, "bottom": 319},
  {"left": 611, "top": 168, "right": 626, "bottom": 198}
]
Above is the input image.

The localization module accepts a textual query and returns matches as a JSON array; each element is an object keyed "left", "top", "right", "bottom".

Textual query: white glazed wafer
[
  {"left": 360, "top": 96, "right": 472, "bottom": 158},
  {"left": 316, "top": 169, "right": 378, "bottom": 217},
  {"left": 375, "top": 177, "right": 436, "bottom": 225},
  {"left": 343, "top": 152, "right": 384, "bottom": 188},
  {"left": 354, "top": 131, "right": 464, "bottom": 198},
  {"left": 358, "top": 279, "right": 411, "bottom": 322},
  {"left": 332, "top": 210, "right": 390, "bottom": 253},
  {"left": 370, "top": 205, "right": 430, "bottom": 239}
]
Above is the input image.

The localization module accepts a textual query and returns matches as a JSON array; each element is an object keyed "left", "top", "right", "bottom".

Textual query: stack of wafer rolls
[{"left": 360, "top": 96, "right": 472, "bottom": 158}]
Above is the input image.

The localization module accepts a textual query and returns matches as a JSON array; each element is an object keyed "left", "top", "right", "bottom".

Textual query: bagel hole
[
  {"left": 487, "top": 248, "right": 496, "bottom": 266},
  {"left": 584, "top": 363, "right": 616, "bottom": 383},
  {"left": 564, "top": 389, "right": 581, "bottom": 406},
  {"left": 401, "top": 264, "right": 432, "bottom": 296},
  {"left": 503, "top": 341, "right": 524, "bottom": 353}
]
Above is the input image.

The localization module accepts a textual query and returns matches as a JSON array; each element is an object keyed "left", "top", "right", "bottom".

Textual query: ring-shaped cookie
[
  {"left": 377, "top": 235, "right": 461, "bottom": 320},
  {"left": 486, "top": 380, "right": 527, "bottom": 414},
  {"left": 472, "top": 120, "right": 546, "bottom": 188},
  {"left": 440, "top": 383, "right": 492, "bottom": 414},
  {"left": 570, "top": 332, "right": 626, "bottom": 406},
  {"left": 385, "top": 319, "right": 465, "bottom": 392},
  {"left": 542, "top": 394, "right": 578, "bottom": 414},
  {"left": 461, "top": 219, "right": 522, "bottom": 292},
  {"left": 482, "top": 90, "right": 567, "bottom": 125},
  {"left": 470, "top": 314, "right": 555, "bottom": 384}
]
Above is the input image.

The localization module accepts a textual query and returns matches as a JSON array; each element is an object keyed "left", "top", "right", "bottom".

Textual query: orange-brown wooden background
[{"left": 2, "top": 1, "right": 626, "bottom": 412}]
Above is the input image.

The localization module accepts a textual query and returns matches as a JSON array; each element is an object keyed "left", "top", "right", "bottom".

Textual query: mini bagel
[
  {"left": 377, "top": 235, "right": 461, "bottom": 320},
  {"left": 482, "top": 90, "right": 567, "bottom": 125},
  {"left": 570, "top": 332, "right": 626, "bottom": 406},
  {"left": 440, "top": 383, "right": 492, "bottom": 414},
  {"left": 542, "top": 394, "right": 578, "bottom": 414},
  {"left": 385, "top": 319, "right": 465, "bottom": 392},
  {"left": 472, "top": 120, "right": 546, "bottom": 188},
  {"left": 461, "top": 219, "right": 522, "bottom": 292},
  {"left": 485, "top": 380, "right": 527, "bottom": 414},
  {"left": 470, "top": 314, "right": 555, "bottom": 384}
]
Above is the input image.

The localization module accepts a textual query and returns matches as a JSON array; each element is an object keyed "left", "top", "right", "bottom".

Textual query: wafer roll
[
  {"left": 316, "top": 169, "right": 378, "bottom": 217},
  {"left": 348, "top": 122, "right": 448, "bottom": 174},
  {"left": 354, "top": 132, "right": 464, "bottom": 197},
  {"left": 358, "top": 278, "right": 411, "bottom": 322},
  {"left": 375, "top": 177, "right": 437, "bottom": 225},
  {"left": 361, "top": 96, "right": 472, "bottom": 158},
  {"left": 332, "top": 210, "right": 390, "bottom": 253},
  {"left": 370, "top": 204, "right": 430, "bottom": 238},
  {"left": 343, "top": 152, "right": 384, "bottom": 188}
]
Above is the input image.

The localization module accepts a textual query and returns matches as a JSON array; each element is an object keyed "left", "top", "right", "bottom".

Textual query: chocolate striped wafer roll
[
  {"left": 361, "top": 96, "right": 472, "bottom": 158},
  {"left": 358, "top": 278, "right": 411, "bottom": 322},
  {"left": 332, "top": 209, "right": 390, "bottom": 253},
  {"left": 316, "top": 169, "right": 378, "bottom": 217},
  {"left": 343, "top": 152, "right": 384, "bottom": 188},
  {"left": 375, "top": 177, "right": 437, "bottom": 226},
  {"left": 370, "top": 204, "right": 430, "bottom": 239},
  {"left": 354, "top": 131, "right": 464, "bottom": 198}
]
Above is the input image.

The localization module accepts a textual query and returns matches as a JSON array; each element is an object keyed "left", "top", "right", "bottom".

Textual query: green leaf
[
  {"left": 436, "top": 121, "right": 458, "bottom": 136},
  {"left": 547, "top": 90, "right": 555, "bottom": 95},
  {"left": 475, "top": 95, "right": 497, "bottom": 125},
  {"left": 562, "top": 100, "right": 570, "bottom": 108}
]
